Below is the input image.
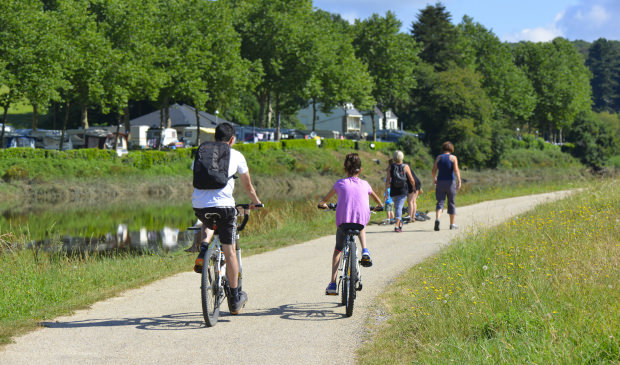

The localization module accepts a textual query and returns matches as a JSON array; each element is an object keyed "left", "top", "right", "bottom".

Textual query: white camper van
[
  {"left": 129, "top": 125, "right": 149, "bottom": 149},
  {"left": 146, "top": 127, "right": 178, "bottom": 149}
]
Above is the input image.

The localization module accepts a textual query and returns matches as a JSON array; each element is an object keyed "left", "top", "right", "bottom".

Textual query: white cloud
[
  {"left": 557, "top": 0, "right": 620, "bottom": 41},
  {"left": 504, "top": 26, "right": 563, "bottom": 43}
]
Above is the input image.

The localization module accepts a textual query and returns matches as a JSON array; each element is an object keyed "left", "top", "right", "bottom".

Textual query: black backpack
[
  {"left": 193, "top": 141, "right": 233, "bottom": 189},
  {"left": 391, "top": 163, "right": 408, "bottom": 190}
]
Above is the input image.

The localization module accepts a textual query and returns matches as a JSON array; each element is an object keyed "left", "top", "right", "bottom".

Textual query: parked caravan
[
  {"left": 146, "top": 127, "right": 179, "bottom": 149},
  {"left": 2, "top": 132, "right": 35, "bottom": 148},
  {"left": 129, "top": 125, "right": 149, "bottom": 149},
  {"left": 179, "top": 126, "right": 214, "bottom": 147}
]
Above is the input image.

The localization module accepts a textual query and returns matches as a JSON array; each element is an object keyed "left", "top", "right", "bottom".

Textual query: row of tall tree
[{"left": 0, "top": 1, "right": 605, "bottom": 167}]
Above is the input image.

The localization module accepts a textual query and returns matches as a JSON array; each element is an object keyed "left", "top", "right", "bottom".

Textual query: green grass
[
  {"left": 358, "top": 178, "right": 619, "bottom": 364},
  {"left": 0, "top": 175, "right": 593, "bottom": 346}
]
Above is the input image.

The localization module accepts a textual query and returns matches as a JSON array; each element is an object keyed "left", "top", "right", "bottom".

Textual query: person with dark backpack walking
[
  {"left": 192, "top": 122, "right": 261, "bottom": 315},
  {"left": 385, "top": 150, "right": 417, "bottom": 232}
]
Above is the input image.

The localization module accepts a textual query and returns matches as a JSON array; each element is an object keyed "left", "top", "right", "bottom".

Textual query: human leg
[
  {"left": 444, "top": 181, "right": 457, "bottom": 228},
  {"left": 407, "top": 190, "right": 419, "bottom": 221},
  {"left": 330, "top": 249, "right": 341, "bottom": 283},
  {"left": 393, "top": 195, "right": 406, "bottom": 232}
]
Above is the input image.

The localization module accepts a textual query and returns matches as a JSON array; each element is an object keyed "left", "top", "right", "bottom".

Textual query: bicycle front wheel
[{"left": 201, "top": 247, "right": 221, "bottom": 327}]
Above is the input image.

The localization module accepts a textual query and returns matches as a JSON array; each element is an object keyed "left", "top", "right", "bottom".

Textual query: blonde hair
[{"left": 392, "top": 150, "right": 404, "bottom": 163}]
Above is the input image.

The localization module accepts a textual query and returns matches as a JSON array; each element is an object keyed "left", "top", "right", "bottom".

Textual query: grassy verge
[
  {"left": 358, "top": 178, "right": 619, "bottom": 363},
  {"left": 0, "top": 175, "right": 594, "bottom": 346}
]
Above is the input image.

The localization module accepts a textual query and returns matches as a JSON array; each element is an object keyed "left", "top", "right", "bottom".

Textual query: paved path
[{"left": 0, "top": 191, "right": 572, "bottom": 365}]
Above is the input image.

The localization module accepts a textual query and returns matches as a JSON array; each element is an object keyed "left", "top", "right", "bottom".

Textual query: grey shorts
[{"left": 435, "top": 180, "right": 457, "bottom": 215}]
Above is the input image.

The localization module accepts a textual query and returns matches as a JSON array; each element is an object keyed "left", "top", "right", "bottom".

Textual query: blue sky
[{"left": 312, "top": 0, "right": 620, "bottom": 42}]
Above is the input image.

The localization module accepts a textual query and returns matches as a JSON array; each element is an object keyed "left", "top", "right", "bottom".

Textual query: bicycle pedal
[{"left": 356, "top": 283, "right": 363, "bottom": 291}]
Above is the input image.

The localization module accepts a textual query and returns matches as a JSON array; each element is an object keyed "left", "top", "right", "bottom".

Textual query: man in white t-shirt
[{"left": 192, "top": 122, "right": 261, "bottom": 315}]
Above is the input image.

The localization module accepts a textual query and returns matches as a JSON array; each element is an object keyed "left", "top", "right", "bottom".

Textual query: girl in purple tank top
[{"left": 318, "top": 153, "right": 383, "bottom": 295}]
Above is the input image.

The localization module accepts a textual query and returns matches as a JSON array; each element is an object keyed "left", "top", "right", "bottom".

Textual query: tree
[
  {"left": 415, "top": 66, "right": 494, "bottom": 167},
  {"left": 353, "top": 11, "right": 419, "bottom": 140},
  {"left": 458, "top": 16, "right": 536, "bottom": 127},
  {"left": 304, "top": 10, "right": 373, "bottom": 132},
  {"left": 410, "top": 2, "right": 461, "bottom": 71},
  {"left": 514, "top": 39, "right": 592, "bottom": 142},
  {"left": 0, "top": 0, "right": 66, "bottom": 133},
  {"left": 587, "top": 38, "right": 620, "bottom": 113},
  {"left": 233, "top": 0, "right": 319, "bottom": 137},
  {"left": 567, "top": 112, "right": 616, "bottom": 170},
  {"left": 52, "top": 0, "right": 114, "bottom": 130}
]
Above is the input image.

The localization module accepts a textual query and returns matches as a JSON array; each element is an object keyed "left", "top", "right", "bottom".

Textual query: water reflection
[
  {"left": 1, "top": 201, "right": 198, "bottom": 254},
  {"left": 30, "top": 225, "right": 195, "bottom": 254}
]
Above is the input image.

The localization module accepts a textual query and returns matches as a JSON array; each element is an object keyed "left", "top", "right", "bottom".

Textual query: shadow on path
[{"left": 40, "top": 302, "right": 346, "bottom": 331}]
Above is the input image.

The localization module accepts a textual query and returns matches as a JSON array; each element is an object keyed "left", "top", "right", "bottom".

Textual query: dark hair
[
  {"left": 441, "top": 141, "right": 454, "bottom": 153},
  {"left": 344, "top": 153, "right": 361, "bottom": 176},
  {"left": 215, "top": 123, "right": 235, "bottom": 142}
]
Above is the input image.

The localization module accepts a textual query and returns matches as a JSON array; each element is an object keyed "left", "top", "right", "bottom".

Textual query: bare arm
[
  {"left": 384, "top": 169, "right": 391, "bottom": 195},
  {"left": 404, "top": 165, "right": 416, "bottom": 191},
  {"left": 431, "top": 157, "right": 439, "bottom": 184},
  {"left": 318, "top": 187, "right": 337, "bottom": 208},
  {"left": 369, "top": 190, "right": 383, "bottom": 208},
  {"left": 239, "top": 171, "right": 261, "bottom": 206},
  {"left": 451, "top": 155, "right": 462, "bottom": 190}
]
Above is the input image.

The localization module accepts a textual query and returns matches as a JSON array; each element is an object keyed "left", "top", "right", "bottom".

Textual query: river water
[{"left": 0, "top": 200, "right": 199, "bottom": 254}]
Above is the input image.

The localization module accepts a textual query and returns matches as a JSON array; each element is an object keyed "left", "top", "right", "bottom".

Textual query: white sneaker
[{"left": 450, "top": 224, "right": 459, "bottom": 230}]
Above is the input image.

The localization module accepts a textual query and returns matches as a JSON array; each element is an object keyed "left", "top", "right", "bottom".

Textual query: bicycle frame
[
  {"left": 337, "top": 230, "right": 361, "bottom": 317},
  {"left": 197, "top": 203, "right": 261, "bottom": 327}
]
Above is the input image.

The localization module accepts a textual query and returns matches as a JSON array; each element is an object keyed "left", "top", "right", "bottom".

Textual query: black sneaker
[
  {"left": 434, "top": 220, "right": 440, "bottom": 231},
  {"left": 230, "top": 291, "right": 248, "bottom": 315}
]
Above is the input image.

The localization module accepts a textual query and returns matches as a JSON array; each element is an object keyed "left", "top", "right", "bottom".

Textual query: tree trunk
[
  {"left": 266, "top": 93, "right": 273, "bottom": 129},
  {"left": 195, "top": 104, "right": 201, "bottom": 146},
  {"left": 60, "top": 102, "right": 70, "bottom": 151},
  {"left": 312, "top": 99, "right": 317, "bottom": 132},
  {"left": 159, "top": 108, "right": 164, "bottom": 150},
  {"left": 114, "top": 112, "right": 121, "bottom": 153},
  {"left": 32, "top": 104, "right": 38, "bottom": 131},
  {"left": 275, "top": 92, "right": 281, "bottom": 141},
  {"left": 371, "top": 108, "right": 377, "bottom": 142},
  {"left": 123, "top": 106, "right": 130, "bottom": 135},
  {"left": 80, "top": 104, "right": 88, "bottom": 129},
  {"left": 0, "top": 104, "right": 9, "bottom": 149},
  {"left": 257, "top": 91, "right": 266, "bottom": 128}
]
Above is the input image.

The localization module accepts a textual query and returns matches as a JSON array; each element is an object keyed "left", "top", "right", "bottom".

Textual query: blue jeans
[{"left": 392, "top": 194, "right": 407, "bottom": 220}]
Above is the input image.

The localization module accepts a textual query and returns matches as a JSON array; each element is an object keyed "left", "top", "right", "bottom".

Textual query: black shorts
[
  {"left": 335, "top": 223, "right": 365, "bottom": 252},
  {"left": 193, "top": 207, "right": 237, "bottom": 244}
]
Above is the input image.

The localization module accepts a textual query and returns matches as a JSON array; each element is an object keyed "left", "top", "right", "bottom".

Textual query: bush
[
  {"left": 320, "top": 139, "right": 356, "bottom": 150},
  {"left": 2, "top": 165, "right": 28, "bottom": 182},
  {"left": 281, "top": 139, "right": 316, "bottom": 150},
  {"left": 259, "top": 141, "right": 283, "bottom": 151},
  {"left": 500, "top": 148, "right": 579, "bottom": 169},
  {"left": 607, "top": 155, "right": 620, "bottom": 169},
  {"left": 397, "top": 135, "right": 434, "bottom": 169}
]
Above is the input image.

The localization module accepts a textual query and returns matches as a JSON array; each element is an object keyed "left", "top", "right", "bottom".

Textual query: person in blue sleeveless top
[{"left": 431, "top": 141, "right": 462, "bottom": 231}]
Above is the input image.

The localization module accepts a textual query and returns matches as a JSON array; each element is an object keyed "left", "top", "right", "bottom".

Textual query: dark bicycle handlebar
[
  {"left": 236, "top": 203, "right": 263, "bottom": 232},
  {"left": 317, "top": 203, "right": 383, "bottom": 212},
  {"left": 187, "top": 203, "right": 263, "bottom": 232}
]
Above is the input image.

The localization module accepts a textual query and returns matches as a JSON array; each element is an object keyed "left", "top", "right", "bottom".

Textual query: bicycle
[
  {"left": 189, "top": 203, "right": 263, "bottom": 327},
  {"left": 319, "top": 203, "right": 382, "bottom": 317}
]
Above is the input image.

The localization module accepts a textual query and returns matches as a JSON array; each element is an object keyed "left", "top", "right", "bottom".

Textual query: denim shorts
[{"left": 392, "top": 194, "right": 407, "bottom": 220}]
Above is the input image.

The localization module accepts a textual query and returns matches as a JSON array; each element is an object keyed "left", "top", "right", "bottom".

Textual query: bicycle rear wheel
[
  {"left": 341, "top": 246, "right": 349, "bottom": 306},
  {"left": 345, "top": 240, "right": 357, "bottom": 317},
  {"left": 201, "top": 247, "right": 221, "bottom": 327}
]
